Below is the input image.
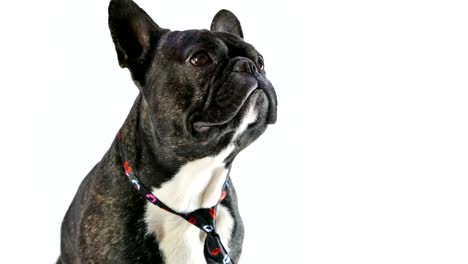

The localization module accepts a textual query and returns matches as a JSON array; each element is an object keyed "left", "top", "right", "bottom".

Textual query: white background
[{"left": 0, "top": 0, "right": 467, "bottom": 263}]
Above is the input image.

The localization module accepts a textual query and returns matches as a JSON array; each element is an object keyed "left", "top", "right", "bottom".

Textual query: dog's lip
[{"left": 192, "top": 86, "right": 258, "bottom": 132}]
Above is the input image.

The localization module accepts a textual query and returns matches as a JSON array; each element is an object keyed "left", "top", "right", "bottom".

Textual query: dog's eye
[
  {"left": 257, "top": 56, "right": 265, "bottom": 71},
  {"left": 190, "top": 51, "right": 212, "bottom": 66}
]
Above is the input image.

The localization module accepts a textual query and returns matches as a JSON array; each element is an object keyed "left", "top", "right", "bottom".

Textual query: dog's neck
[
  {"left": 149, "top": 148, "right": 232, "bottom": 212},
  {"left": 122, "top": 96, "right": 233, "bottom": 212}
]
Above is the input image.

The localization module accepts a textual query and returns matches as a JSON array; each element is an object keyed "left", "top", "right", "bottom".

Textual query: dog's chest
[{"left": 144, "top": 149, "right": 235, "bottom": 264}]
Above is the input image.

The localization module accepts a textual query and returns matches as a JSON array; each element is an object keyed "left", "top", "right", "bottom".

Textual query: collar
[{"left": 115, "top": 129, "right": 234, "bottom": 264}]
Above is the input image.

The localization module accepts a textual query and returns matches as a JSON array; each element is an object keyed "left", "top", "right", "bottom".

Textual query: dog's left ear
[
  {"left": 108, "top": 0, "right": 166, "bottom": 84},
  {"left": 210, "top": 9, "right": 244, "bottom": 39}
]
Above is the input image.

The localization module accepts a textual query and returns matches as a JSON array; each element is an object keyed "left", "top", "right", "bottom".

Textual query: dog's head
[{"left": 109, "top": 0, "right": 277, "bottom": 162}]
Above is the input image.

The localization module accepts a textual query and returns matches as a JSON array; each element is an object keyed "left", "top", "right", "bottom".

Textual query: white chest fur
[
  {"left": 144, "top": 104, "right": 258, "bottom": 263},
  {"left": 144, "top": 146, "right": 235, "bottom": 264}
]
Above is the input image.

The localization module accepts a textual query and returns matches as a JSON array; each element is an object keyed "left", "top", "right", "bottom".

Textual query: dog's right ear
[{"left": 108, "top": 0, "right": 166, "bottom": 83}]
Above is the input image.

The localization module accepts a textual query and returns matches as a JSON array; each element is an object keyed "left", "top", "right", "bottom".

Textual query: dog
[{"left": 58, "top": 0, "right": 277, "bottom": 263}]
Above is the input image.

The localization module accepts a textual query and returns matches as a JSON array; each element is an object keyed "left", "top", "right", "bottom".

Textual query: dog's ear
[
  {"left": 108, "top": 0, "right": 166, "bottom": 83},
  {"left": 210, "top": 10, "right": 244, "bottom": 39}
]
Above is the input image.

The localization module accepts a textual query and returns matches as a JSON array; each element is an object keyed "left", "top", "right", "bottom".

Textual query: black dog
[{"left": 58, "top": 0, "right": 277, "bottom": 263}]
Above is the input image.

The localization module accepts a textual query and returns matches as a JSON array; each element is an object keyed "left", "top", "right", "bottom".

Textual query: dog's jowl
[{"left": 58, "top": 0, "right": 277, "bottom": 263}]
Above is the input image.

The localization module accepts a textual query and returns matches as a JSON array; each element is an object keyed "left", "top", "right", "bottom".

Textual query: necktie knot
[{"left": 181, "top": 206, "right": 218, "bottom": 233}]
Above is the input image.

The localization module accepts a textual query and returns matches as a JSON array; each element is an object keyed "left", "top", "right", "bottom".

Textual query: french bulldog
[{"left": 58, "top": 0, "right": 277, "bottom": 263}]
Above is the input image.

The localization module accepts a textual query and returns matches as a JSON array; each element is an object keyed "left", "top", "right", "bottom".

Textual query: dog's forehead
[{"left": 159, "top": 30, "right": 256, "bottom": 57}]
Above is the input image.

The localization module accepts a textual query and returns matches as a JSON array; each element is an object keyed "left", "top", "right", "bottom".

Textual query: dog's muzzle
[{"left": 193, "top": 58, "right": 277, "bottom": 132}]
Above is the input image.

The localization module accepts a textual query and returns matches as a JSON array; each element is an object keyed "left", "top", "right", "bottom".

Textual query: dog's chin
[{"left": 191, "top": 89, "right": 269, "bottom": 141}]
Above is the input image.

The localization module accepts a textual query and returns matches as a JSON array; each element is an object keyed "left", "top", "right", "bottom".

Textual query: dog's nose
[{"left": 232, "top": 58, "right": 258, "bottom": 74}]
